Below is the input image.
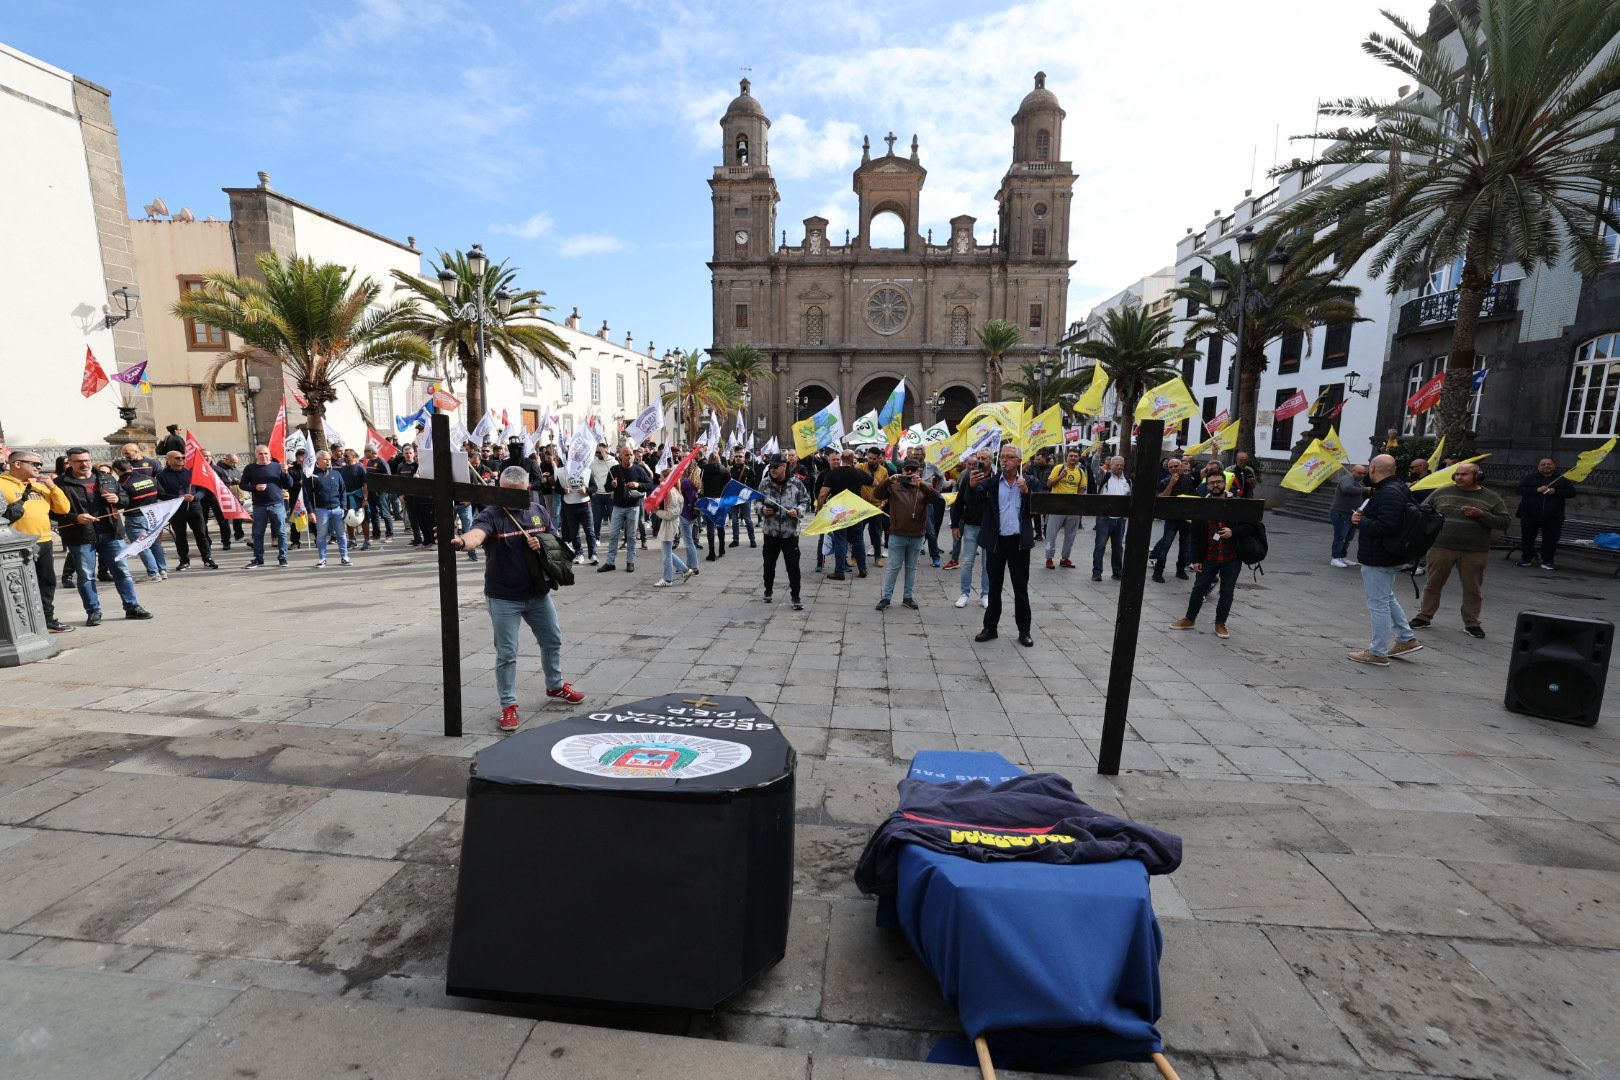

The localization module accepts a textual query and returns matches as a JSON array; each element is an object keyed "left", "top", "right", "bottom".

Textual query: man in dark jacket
[
  {"left": 111, "top": 457, "right": 168, "bottom": 580},
  {"left": 1168, "top": 473, "right": 1251, "bottom": 638},
  {"left": 728, "top": 449, "right": 760, "bottom": 549},
  {"left": 816, "top": 450, "right": 872, "bottom": 580},
  {"left": 700, "top": 454, "right": 731, "bottom": 557},
  {"left": 239, "top": 443, "right": 293, "bottom": 567},
  {"left": 1347, "top": 454, "right": 1424, "bottom": 666},
  {"left": 873, "top": 459, "right": 944, "bottom": 611},
  {"left": 155, "top": 424, "right": 186, "bottom": 456},
  {"left": 155, "top": 450, "right": 217, "bottom": 570},
  {"left": 975, "top": 444, "right": 1036, "bottom": 647},
  {"left": 598, "top": 446, "right": 653, "bottom": 573},
  {"left": 949, "top": 451, "right": 993, "bottom": 607},
  {"left": 303, "top": 449, "right": 349, "bottom": 567},
  {"left": 53, "top": 447, "right": 153, "bottom": 625},
  {"left": 1515, "top": 458, "right": 1577, "bottom": 570}
]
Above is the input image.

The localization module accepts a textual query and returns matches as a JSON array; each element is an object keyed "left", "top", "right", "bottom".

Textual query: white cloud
[
  {"left": 559, "top": 233, "right": 629, "bottom": 258},
  {"left": 767, "top": 114, "right": 863, "bottom": 181},
  {"left": 492, "top": 211, "right": 555, "bottom": 239}
]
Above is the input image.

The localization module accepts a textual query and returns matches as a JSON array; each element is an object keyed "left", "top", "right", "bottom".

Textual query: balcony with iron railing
[{"left": 1396, "top": 279, "right": 1520, "bottom": 336}]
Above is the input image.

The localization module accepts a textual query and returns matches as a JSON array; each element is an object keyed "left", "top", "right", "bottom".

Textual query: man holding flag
[
  {"left": 53, "top": 447, "right": 153, "bottom": 626},
  {"left": 756, "top": 455, "right": 811, "bottom": 610}
]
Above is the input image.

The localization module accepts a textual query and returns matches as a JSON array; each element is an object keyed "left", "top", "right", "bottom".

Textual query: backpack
[
  {"left": 1387, "top": 496, "right": 1444, "bottom": 565},
  {"left": 1236, "top": 521, "right": 1268, "bottom": 567}
]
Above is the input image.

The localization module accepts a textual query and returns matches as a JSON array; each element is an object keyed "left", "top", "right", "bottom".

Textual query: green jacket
[{"left": 1427, "top": 486, "right": 1509, "bottom": 552}]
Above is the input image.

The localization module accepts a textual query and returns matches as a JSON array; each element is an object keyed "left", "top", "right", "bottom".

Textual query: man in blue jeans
[
  {"left": 53, "top": 447, "right": 152, "bottom": 626},
  {"left": 1168, "top": 473, "right": 1247, "bottom": 638},
  {"left": 1347, "top": 454, "right": 1425, "bottom": 666},
  {"left": 304, "top": 450, "right": 350, "bottom": 567},
  {"left": 598, "top": 446, "right": 651, "bottom": 572},
  {"left": 949, "top": 452, "right": 993, "bottom": 608},
  {"left": 238, "top": 444, "right": 292, "bottom": 567},
  {"left": 452, "top": 465, "right": 585, "bottom": 732},
  {"left": 873, "top": 460, "right": 943, "bottom": 611},
  {"left": 1092, "top": 455, "right": 1130, "bottom": 581},
  {"left": 1328, "top": 463, "right": 1367, "bottom": 568}
]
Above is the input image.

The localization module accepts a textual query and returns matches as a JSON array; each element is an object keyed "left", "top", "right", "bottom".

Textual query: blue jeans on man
[
  {"left": 730, "top": 504, "right": 755, "bottom": 545},
  {"left": 1093, "top": 516, "right": 1126, "bottom": 575},
  {"left": 456, "top": 504, "right": 479, "bottom": 560},
  {"left": 881, "top": 534, "right": 925, "bottom": 602},
  {"left": 604, "top": 504, "right": 640, "bottom": 569},
  {"left": 251, "top": 501, "right": 288, "bottom": 563},
  {"left": 832, "top": 524, "right": 867, "bottom": 575},
  {"left": 1330, "top": 510, "right": 1357, "bottom": 561},
  {"left": 958, "top": 523, "right": 990, "bottom": 597},
  {"left": 314, "top": 507, "right": 348, "bottom": 562},
  {"left": 1361, "top": 563, "right": 1417, "bottom": 656},
  {"left": 122, "top": 513, "right": 168, "bottom": 577},
  {"left": 367, "top": 498, "right": 393, "bottom": 539},
  {"left": 69, "top": 537, "right": 140, "bottom": 615},
  {"left": 679, "top": 515, "right": 700, "bottom": 568},
  {"left": 488, "top": 594, "right": 564, "bottom": 706}
]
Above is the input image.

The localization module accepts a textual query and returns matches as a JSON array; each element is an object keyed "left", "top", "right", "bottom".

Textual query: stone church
[{"left": 708, "top": 73, "right": 1075, "bottom": 436}]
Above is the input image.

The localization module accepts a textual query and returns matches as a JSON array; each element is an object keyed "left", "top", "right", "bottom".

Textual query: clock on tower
[{"left": 734, "top": 230, "right": 749, "bottom": 257}]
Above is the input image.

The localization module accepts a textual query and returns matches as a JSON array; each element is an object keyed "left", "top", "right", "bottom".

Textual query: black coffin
[{"left": 446, "top": 694, "right": 796, "bottom": 1010}]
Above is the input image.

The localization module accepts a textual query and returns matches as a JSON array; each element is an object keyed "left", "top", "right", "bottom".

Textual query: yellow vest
[{"left": 0, "top": 473, "right": 70, "bottom": 543}]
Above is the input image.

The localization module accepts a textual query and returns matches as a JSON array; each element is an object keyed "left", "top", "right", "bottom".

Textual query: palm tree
[
  {"left": 1002, "top": 361, "right": 1092, "bottom": 415},
  {"left": 1274, "top": 0, "right": 1620, "bottom": 450},
  {"left": 389, "top": 250, "right": 571, "bottom": 421},
  {"left": 177, "top": 253, "right": 432, "bottom": 450},
  {"left": 661, "top": 348, "right": 740, "bottom": 445},
  {"left": 1173, "top": 237, "right": 1363, "bottom": 456},
  {"left": 710, "top": 342, "right": 774, "bottom": 426},
  {"left": 975, "top": 319, "right": 1022, "bottom": 401},
  {"left": 1072, "top": 304, "right": 1192, "bottom": 464}
]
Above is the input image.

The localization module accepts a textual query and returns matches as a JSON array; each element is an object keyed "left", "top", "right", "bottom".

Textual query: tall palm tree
[
  {"left": 710, "top": 342, "right": 774, "bottom": 426},
  {"left": 1274, "top": 0, "right": 1620, "bottom": 450},
  {"left": 661, "top": 348, "right": 740, "bottom": 445},
  {"left": 1002, "top": 360, "right": 1092, "bottom": 415},
  {"left": 389, "top": 250, "right": 571, "bottom": 421},
  {"left": 1174, "top": 237, "right": 1363, "bottom": 456},
  {"left": 975, "top": 319, "right": 1023, "bottom": 401},
  {"left": 1072, "top": 304, "right": 1192, "bottom": 464},
  {"left": 177, "top": 253, "right": 432, "bottom": 450}
]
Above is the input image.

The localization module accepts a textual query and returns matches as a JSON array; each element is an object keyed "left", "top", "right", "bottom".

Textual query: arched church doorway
[
  {"left": 934, "top": 384, "right": 979, "bottom": 430},
  {"left": 856, "top": 375, "right": 913, "bottom": 428}
]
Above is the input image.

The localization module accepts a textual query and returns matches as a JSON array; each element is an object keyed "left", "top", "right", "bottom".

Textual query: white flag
[
  {"left": 626, "top": 401, "right": 663, "bottom": 446},
  {"left": 656, "top": 444, "right": 673, "bottom": 471},
  {"left": 449, "top": 420, "right": 472, "bottom": 449},
  {"left": 566, "top": 422, "right": 595, "bottom": 482},
  {"left": 761, "top": 436, "right": 779, "bottom": 456},
  {"left": 471, "top": 408, "right": 496, "bottom": 445},
  {"left": 115, "top": 499, "right": 184, "bottom": 562},
  {"left": 322, "top": 418, "right": 347, "bottom": 450}
]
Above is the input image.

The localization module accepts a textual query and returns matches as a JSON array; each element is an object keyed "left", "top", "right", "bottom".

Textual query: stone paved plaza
[{"left": 1, "top": 514, "right": 1618, "bottom": 1079}]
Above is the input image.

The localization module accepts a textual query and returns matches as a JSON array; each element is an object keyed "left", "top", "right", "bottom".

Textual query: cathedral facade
[{"left": 708, "top": 74, "right": 1077, "bottom": 436}]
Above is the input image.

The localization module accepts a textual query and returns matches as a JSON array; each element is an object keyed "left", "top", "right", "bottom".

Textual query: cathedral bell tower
[{"left": 710, "top": 78, "right": 778, "bottom": 266}]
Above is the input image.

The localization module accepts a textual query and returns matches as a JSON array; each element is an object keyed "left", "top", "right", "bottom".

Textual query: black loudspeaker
[{"left": 1505, "top": 611, "right": 1612, "bottom": 727}]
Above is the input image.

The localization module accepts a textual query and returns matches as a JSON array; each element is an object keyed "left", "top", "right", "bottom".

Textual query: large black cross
[
  {"left": 1030, "top": 419, "right": 1265, "bottom": 776},
  {"left": 365, "top": 411, "right": 529, "bottom": 737}
]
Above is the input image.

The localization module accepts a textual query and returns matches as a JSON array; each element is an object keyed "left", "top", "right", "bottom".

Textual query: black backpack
[
  {"left": 1236, "top": 521, "right": 1268, "bottom": 567},
  {"left": 1387, "top": 495, "right": 1444, "bottom": 565}
]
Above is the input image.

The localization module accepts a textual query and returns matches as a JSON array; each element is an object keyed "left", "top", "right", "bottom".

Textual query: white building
[
  {"left": 1170, "top": 159, "right": 1387, "bottom": 465},
  {"left": 0, "top": 43, "right": 148, "bottom": 449}
]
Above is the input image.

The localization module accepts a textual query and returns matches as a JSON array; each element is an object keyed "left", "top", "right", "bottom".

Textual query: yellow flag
[
  {"left": 1210, "top": 419, "right": 1242, "bottom": 452},
  {"left": 1022, "top": 404, "right": 1065, "bottom": 454},
  {"left": 1280, "top": 440, "right": 1338, "bottom": 493},
  {"left": 1183, "top": 436, "right": 1215, "bottom": 457},
  {"left": 1562, "top": 436, "right": 1616, "bottom": 483},
  {"left": 1411, "top": 453, "right": 1489, "bottom": 492},
  {"left": 791, "top": 417, "right": 820, "bottom": 459},
  {"left": 802, "top": 489, "right": 885, "bottom": 536},
  {"left": 941, "top": 490, "right": 959, "bottom": 506},
  {"left": 1321, "top": 426, "right": 1349, "bottom": 464},
  {"left": 1134, "top": 376, "right": 1200, "bottom": 426},
  {"left": 1075, "top": 366, "right": 1109, "bottom": 415},
  {"left": 1084, "top": 437, "right": 1105, "bottom": 456},
  {"left": 954, "top": 415, "right": 1001, "bottom": 457},
  {"left": 1427, "top": 435, "right": 1446, "bottom": 471},
  {"left": 928, "top": 434, "right": 962, "bottom": 473},
  {"left": 959, "top": 400, "right": 1022, "bottom": 435}
]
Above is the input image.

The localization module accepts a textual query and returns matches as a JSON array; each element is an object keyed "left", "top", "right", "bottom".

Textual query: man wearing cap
[{"left": 873, "top": 457, "right": 944, "bottom": 612}]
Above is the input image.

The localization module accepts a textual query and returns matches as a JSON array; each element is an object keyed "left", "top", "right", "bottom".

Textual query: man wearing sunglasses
[{"left": 1, "top": 450, "right": 74, "bottom": 632}]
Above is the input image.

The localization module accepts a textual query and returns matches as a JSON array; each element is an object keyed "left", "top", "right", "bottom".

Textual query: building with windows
[
  {"left": 1057, "top": 266, "right": 1177, "bottom": 443},
  {"left": 1170, "top": 157, "right": 1388, "bottom": 465},
  {"left": 708, "top": 74, "right": 1075, "bottom": 434},
  {"left": 1, "top": 42, "right": 149, "bottom": 449}
]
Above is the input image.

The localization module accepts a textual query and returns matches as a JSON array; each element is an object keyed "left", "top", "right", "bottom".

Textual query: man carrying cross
[{"left": 452, "top": 465, "right": 586, "bottom": 733}]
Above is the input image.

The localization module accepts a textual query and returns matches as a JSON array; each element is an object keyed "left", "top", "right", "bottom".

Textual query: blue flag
[
  {"left": 696, "top": 478, "right": 767, "bottom": 526},
  {"left": 1471, "top": 367, "right": 1488, "bottom": 392},
  {"left": 395, "top": 399, "right": 435, "bottom": 434}
]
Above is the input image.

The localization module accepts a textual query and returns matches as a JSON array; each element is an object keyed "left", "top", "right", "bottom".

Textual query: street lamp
[
  {"left": 438, "top": 243, "right": 511, "bottom": 421},
  {"left": 978, "top": 382, "right": 988, "bottom": 403},
  {"left": 1208, "top": 226, "right": 1286, "bottom": 460},
  {"left": 1034, "top": 346, "right": 1060, "bottom": 412}
]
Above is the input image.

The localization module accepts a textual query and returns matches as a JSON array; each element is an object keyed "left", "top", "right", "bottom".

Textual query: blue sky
[{"left": 4, "top": 0, "right": 1426, "bottom": 351}]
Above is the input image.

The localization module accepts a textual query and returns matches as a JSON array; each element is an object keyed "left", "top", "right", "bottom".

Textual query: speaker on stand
[{"left": 1504, "top": 611, "right": 1612, "bottom": 727}]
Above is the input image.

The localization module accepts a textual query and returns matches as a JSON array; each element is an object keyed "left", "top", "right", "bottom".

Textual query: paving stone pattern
[{"left": 0, "top": 516, "right": 1616, "bottom": 1078}]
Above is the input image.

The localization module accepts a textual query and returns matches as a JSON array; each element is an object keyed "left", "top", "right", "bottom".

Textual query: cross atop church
[{"left": 884, "top": 131, "right": 897, "bottom": 155}]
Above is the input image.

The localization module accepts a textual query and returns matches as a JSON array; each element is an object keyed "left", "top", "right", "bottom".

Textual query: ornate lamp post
[{"left": 438, "top": 244, "right": 512, "bottom": 418}]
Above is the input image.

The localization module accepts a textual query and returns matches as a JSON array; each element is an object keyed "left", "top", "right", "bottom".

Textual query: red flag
[
  {"left": 1274, "top": 390, "right": 1311, "bottom": 421},
  {"left": 282, "top": 375, "right": 308, "bottom": 409},
  {"left": 184, "top": 431, "right": 251, "bottom": 521},
  {"left": 1408, "top": 371, "right": 1445, "bottom": 414},
  {"left": 1208, "top": 408, "right": 1231, "bottom": 431},
  {"left": 1330, "top": 399, "right": 1348, "bottom": 419},
  {"left": 80, "top": 347, "right": 109, "bottom": 397},
  {"left": 365, "top": 426, "right": 397, "bottom": 462},
  {"left": 268, "top": 396, "right": 288, "bottom": 462},
  {"left": 648, "top": 445, "right": 702, "bottom": 510},
  {"left": 432, "top": 387, "right": 462, "bottom": 411}
]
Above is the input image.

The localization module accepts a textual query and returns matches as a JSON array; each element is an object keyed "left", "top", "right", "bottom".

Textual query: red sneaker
[
  {"left": 546, "top": 683, "right": 585, "bottom": 704},
  {"left": 941, "top": 559, "right": 959, "bottom": 570},
  {"left": 1059, "top": 559, "right": 1075, "bottom": 569},
  {"left": 498, "top": 705, "right": 520, "bottom": 733},
  {"left": 1045, "top": 558, "right": 1055, "bottom": 570}
]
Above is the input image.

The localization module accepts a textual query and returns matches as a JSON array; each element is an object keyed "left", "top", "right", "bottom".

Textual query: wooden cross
[
  {"left": 1029, "top": 419, "right": 1265, "bottom": 776},
  {"left": 682, "top": 696, "right": 722, "bottom": 708},
  {"left": 365, "top": 411, "right": 530, "bottom": 737}
]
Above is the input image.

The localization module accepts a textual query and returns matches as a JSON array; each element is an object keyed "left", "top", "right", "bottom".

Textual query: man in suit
[{"left": 974, "top": 444, "right": 1036, "bottom": 647}]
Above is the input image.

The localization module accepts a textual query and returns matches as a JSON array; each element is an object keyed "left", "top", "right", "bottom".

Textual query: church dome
[
  {"left": 724, "top": 78, "right": 767, "bottom": 120},
  {"left": 1016, "top": 71, "right": 1061, "bottom": 116}
]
